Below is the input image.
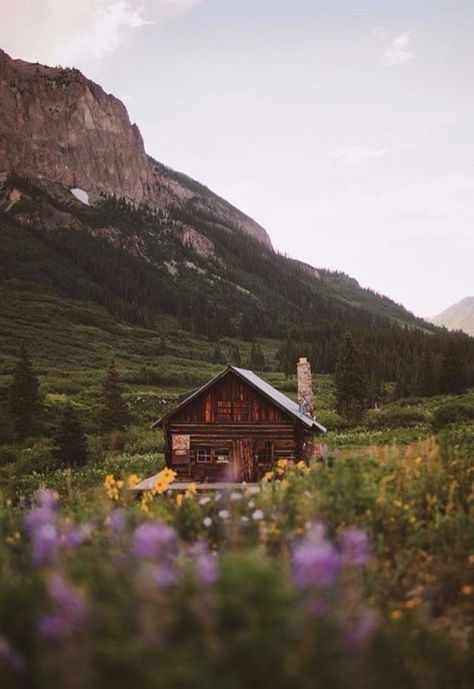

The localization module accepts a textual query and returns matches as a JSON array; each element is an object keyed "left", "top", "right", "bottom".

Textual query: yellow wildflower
[
  {"left": 390, "top": 610, "right": 402, "bottom": 621},
  {"left": 461, "top": 585, "right": 473, "bottom": 596},
  {"left": 176, "top": 493, "right": 184, "bottom": 507},
  {"left": 262, "top": 471, "right": 274, "bottom": 482},
  {"left": 185, "top": 482, "right": 197, "bottom": 498},
  {"left": 127, "top": 474, "right": 142, "bottom": 488}
]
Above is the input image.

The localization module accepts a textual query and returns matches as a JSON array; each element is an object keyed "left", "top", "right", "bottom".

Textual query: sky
[{"left": 0, "top": 0, "right": 473, "bottom": 318}]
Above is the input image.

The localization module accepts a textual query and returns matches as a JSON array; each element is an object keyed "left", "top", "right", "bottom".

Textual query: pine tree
[
  {"left": 414, "top": 349, "right": 438, "bottom": 397},
  {"left": 100, "top": 359, "right": 130, "bottom": 431},
  {"left": 334, "top": 333, "right": 368, "bottom": 419},
  {"left": 439, "top": 341, "right": 467, "bottom": 395},
  {"left": 212, "top": 341, "right": 225, "bottom": 365},
  {"left": 8, "top": 343, "right": 44, "bottom": 440},
  {"left": 228, "top": 345, "right": 242, "bottom": 367},
  {"left": 53, "top": 404, "right": 88, "bottom": 467}
]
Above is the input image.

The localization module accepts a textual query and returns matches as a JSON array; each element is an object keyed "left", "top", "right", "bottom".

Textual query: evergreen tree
[
  {"left": 100, "top": 359, "right": 130, "bottom": 431},
  {"left": 228, "top": 345, "right": 242, "bottom": 367},
  {"left": 8, "top": 343, "right": 44, "bottom": 440},
  {"left": 212, "top": 341, "right": 225, "bottom": 365},
  {"left": 334, "top": 333, "right": 369, "bottom": 419},
  {"left": 439, "top": 341, "right": 467, "bottom": 395},
  {"left": 53, "top": 404, "right": 88, "bottom": 467},
  {"left": 414, "top": 349, "right": 438, "bottom": 397},
  {"left": 248, "top": 342, "right": 266, "bottom": 370}
]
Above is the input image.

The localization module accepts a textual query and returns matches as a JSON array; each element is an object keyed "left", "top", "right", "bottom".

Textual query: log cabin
[{"left": 148, "top": 358, "right": 326, "bottom": 485}]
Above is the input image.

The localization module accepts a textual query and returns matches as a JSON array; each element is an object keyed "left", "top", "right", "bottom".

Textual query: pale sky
[{"left": 1, "top": 0, "right": 473, "bottom": 318}]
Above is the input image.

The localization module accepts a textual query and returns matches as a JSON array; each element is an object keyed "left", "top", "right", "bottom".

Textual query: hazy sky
[{"left": 1, "top": 0, "right": 473, "bottom": 317}]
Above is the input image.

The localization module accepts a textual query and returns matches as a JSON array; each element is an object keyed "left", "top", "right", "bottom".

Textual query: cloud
[
  {"left": 382, "top": 32, "right": 416, "bottom": 67},
  {"left": 0, "top": 0, "right": 207, "bottom": 68},
  {"left": 331, "top": 145, "right": 390, "bottom": 165}
]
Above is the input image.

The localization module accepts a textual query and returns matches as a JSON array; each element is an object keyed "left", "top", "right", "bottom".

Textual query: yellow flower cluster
[
  {"left": 104, "top": 474, "right": 124, "bottom": 501},
  {"left": 176, "top": 482, "right": 197, "bottom": 506},
  {"left": 127, "top": 474, "right": 142, "bottom": 489},
  {"left": 154, "top": 468, "right": 177, "bottom": 495}
]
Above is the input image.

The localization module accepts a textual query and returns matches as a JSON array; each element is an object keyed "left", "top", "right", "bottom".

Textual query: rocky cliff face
[{"left": 0, "top": 48, "right": 272, "bottom": 248}]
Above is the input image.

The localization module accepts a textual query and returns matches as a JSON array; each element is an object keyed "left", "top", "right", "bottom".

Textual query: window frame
[{"left": 196, "top": 447, "right": 212, "bottom": 463}]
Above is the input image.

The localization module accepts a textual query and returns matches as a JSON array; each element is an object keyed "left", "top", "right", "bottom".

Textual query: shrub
[
  {"left": 366, "top": 406, "right": 428, "bottom": 429},
  {"left": 432, "top": 400, "right": 474, "bottom": 429}
]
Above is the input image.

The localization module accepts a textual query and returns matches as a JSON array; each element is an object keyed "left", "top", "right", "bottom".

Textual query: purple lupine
[
  {"left": 339, "top": 528, "right": 370, "bottom": 567},
  {"left": 152, "top": 563, "right": 178, "bottom": 588},
  {"left": 0, "top": 636, "right": 24, "bottom": 672},
  {"left": 108, "top": 508, "right": 127, "bottom": 534},
  {"left": 188, "top": 541, "right": 219, "bottom": 585},
  {"left": 292, "top": 524, "right": 342, "bottom": 589},
  {"left": 131, "top": 522, "right": 176, "bottom": 560},
  {"left": 344, "top": 611, "right": 378, "bottom": 651},
  {"left": 30, "top": 523, "right": 61, "bottom": 567},
  {"left": 39, "top": 573, "right": 86, "bottom": 639},
  {"left": 62, "top": 523, "right": 92, "bottom": 549}
]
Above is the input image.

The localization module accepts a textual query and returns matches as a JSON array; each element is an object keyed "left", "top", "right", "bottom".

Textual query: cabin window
[
  {"left": 215, "top": 401, "right": 250, "bottom": 422},
  {"left": 196, "top": 447, "right": 212, "bottom": 463},
  {"left": 214, "top": 448, "right": 230, "bottom": 464},
  {"left": 256, "top": 441, "right": 273, "bottom": 464}
]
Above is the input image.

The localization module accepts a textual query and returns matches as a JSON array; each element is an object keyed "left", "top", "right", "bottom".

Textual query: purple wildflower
[
  {"left": 31, "top": 523, "right": 61, "bottom": 567},
  {"left": 292, "top": 524, "right": 342, "bottom": 589},
  {"left": 39, "top": 573, "right": 86, "bottom": 639},
  {"left": 131, "top": 522, "right": 176, "bottom": 560},
  {"left": 339, "top": 528, "right": 370, "bottom": 567},
  {"left": 188, "top": 542, "right": 219, "bottom": 585},
  {"left": 108, "top": 509, "right": 127, "bottom": 534},
  {"left": 62, "top": 524, "right": 92, "bottom": 549},
  {"left": 344, "top": 611, "right": 378, "bottom": 651},
  {"left": 152, "top": 563, "right": 178, "bottom": 588},
  {"left": 0, "top": 636, "right": 24, "bottom": 671}
]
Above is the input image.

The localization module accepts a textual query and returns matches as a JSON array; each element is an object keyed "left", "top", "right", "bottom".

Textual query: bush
[
  {"left": 432, "top": 400, "right": 474, "bottom": 429},
  {"left": 366, "top": 406, "right": 428, "bottom": 430}
]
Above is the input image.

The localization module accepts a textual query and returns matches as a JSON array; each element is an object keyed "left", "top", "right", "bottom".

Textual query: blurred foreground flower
[{"left": 39, "top": 573, "right": 87, "bottom": 639}]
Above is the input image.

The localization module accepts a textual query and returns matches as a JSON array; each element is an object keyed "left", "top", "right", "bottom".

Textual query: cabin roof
[{"left": 151, "top": 366, "right": 326, "bottom": 432}]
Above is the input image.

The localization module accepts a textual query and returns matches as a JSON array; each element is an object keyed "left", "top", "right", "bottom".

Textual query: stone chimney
[{"left": 297, "top": 357, "right": 313, "bottom": 418}]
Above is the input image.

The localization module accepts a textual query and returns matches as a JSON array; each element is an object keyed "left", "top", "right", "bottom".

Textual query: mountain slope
[
  {"left": 0, "top": 48, "right": 271, "bottom": 248},
  {"left": 432, "top": 297, "right": 474, "bottom": 336},
  {"left": 0, "top": 49, "right": 473, "bottom": 392}
]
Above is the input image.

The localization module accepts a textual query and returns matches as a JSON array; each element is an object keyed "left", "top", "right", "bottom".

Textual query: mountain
[
  {"left": 0, "top": 49, "right": 473, "bottom": 393},
  {"left": 432, "top": 297, "right": 474, "bottom": 337},
  {"left": 0, "top": 48, "right": 271, "bottom": 248}
]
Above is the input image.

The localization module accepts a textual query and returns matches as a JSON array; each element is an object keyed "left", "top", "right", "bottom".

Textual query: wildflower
[
  {"left": 203, "top": 517, "right": 212, "bottom": 527},
  {"left": 262, "top": 471, "right": 274, "bottom": 482},
  {"left": 292, "top": 524, "right": 341, "bottom": 589},
  {"left": 468, "top": 554, "right": 474, "bottom": 565},
  {"left": 390, "top": 610, "right": 402, "bottom": 621},
  {"left": 176, "top": 494, "right": 184, "bottom": 507},
  {"left": 199, "top": 496, "right": 211, "bottom": 506},
  {"left": 345, "top": 611, "right": 378, "bottom": 651},
  {"left": 131, "top": 522, "right": 176, "bottom": 560},
  {"left": 461, "top": 585, "right": 473, "bottom": 596},
  {"left": 252, "top": 509, "right": 264, "bottom": 521},
  {"left": 0, "top": 636, "right": 24, "bottom": 671},
  {"left": 188, "top": 541, "right": 218, "bottom": 585},
  {"left": 240, "top": 516, "right": 249, "bottom": 523},
  {"left": 339, "top": 528, "right": 370, "bottom": 567},
  {"left": 103, "top": 475, "right": 122, "bottom": 501},
  {"left": 230, "top": 491, "right": 242, "bottom": 502},
  {"left": 108, "top": 509, "right": 127, "bottom": 534},
  {"left": 62, "top": 523, "right": 91, "bottom": 549},
  {"left": 39, "top": 572, "right": 86, "bottom": 639},
  {"left": 185, "top": 483, "right": 197, "bottom": 498},
  {"left": 153, "top": 468, "right": 177, "bottom": 495},
  {"left": 127, "top": 474, "right": 141, "bottom": 489},
  {"left": 218, "top": 509, "right": 230, "bottom": 520},
  {"left": 151, "top": 563, "right": 178, "bottom": 588}
]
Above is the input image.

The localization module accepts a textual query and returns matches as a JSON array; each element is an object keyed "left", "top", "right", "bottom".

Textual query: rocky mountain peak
[{"left": 0, "top": 48, "right": 272, "bottom": 247}]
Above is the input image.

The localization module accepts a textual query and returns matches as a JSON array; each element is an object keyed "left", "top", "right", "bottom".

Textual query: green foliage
[
  {"left": 100, "top": 359, "right": 130, "bottom": 432},
  {"left": 7, "top": 344, "right": 44, "bottom": 440},
  {"left": 334, "top": 333, "right": 369, "bottom": 419},
  {"left": 52, "top": 403, "right": 88, "bottom": 467},
  {"left": 432, "top": 399, "right": 474, "bottom": 429}
]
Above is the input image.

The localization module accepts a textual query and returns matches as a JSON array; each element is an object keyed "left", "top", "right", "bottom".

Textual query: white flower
[
  {"left": 199, "top": 496, "right": 211, "bottom": 506},
  {"left": 230, "top": 492, "right": 242, "bottom": 502},
  {"left": 240, "top": 516, "right": 249, "bottom": 523},
  {"left": 218, "top": 510, "right": 230, "bottom": 520},
  {"left": 248, "top": 500, "right": 255, "bottom": 509},
  {"left": 252, "top": 509, "right": 264, "bottom": 521},
  {"left": 203, "top": 517, "right": 212, "bottom": 527}
]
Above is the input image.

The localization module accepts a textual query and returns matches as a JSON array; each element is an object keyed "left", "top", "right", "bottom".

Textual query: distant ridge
[{"left": 432, "top": 297, "right": 474, "bottom": 337}]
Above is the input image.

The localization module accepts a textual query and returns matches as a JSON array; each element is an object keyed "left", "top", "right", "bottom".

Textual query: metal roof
[{"left": 151, "top": 366, "right": 326, "bottom": 432}]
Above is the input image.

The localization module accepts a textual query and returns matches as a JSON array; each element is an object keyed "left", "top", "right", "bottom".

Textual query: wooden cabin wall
[{"left": 163, "top": 371, "right": 314, "bottom": 482}]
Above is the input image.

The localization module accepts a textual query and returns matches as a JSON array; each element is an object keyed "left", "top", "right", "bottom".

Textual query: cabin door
[{"left": 236, "top": 439, "right": 255, "bottom": 482}]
